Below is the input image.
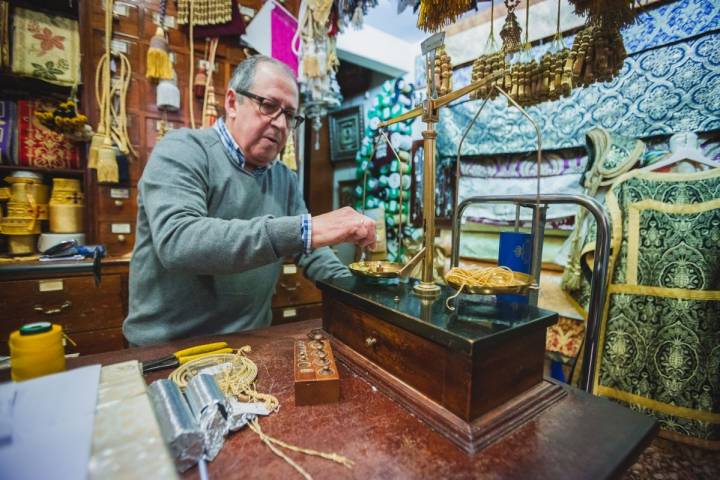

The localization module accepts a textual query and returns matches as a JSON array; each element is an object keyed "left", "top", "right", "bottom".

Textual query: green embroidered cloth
[{"left": 595, "top": 168, "right": 720, "bottom": 449}]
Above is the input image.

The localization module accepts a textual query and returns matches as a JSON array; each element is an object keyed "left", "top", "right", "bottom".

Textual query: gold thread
[
  {"left": 596, "top": 385, "right": 720, "bottom": 423},
  {"left": 607, "top": 283, "right": 720, "bottom": 300}
]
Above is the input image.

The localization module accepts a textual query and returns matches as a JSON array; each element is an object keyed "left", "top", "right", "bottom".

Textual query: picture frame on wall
[
  {"left": 337, "top": 179, "right": 356, "bottom": 209},
  {"left": 329, "top": 105, "right": 363, "bottom": 163}
]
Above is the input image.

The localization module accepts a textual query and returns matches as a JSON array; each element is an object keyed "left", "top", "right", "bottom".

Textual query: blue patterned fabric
[{"left": 438, "top": 0, "right": 720, "bottom": 157}]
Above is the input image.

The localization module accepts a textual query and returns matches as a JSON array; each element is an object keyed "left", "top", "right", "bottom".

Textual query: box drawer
[
  {"left": 272, "top": 303, "right": 322, "bottom": 326},
  {"left": 0, "top": 275, "right": 125, "bottom": 354},
  {"left": 97, "top": 221, "right": 135, "bottom": 255},
  {"left": 272, "top": 264, "right": 322, "bottom": 308},
  {"left": 323, "top": 296, "right": 447, "bottom": 402},
  {"left": 96, "top": 186, "right": 137, "bottom": 222}
]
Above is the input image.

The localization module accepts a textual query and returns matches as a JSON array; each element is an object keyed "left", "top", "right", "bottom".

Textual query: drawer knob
[
  {"left": 33, "top": 300, "right": 72, "bottom": 315},
  {"left": 279, "top": 281, "right": 300, "bottom": 292},
  {"left": 365, "top": 336, "right": 377, "bottom": 347},
  {"left": 114, "top": 200, "right": 124, "bottom": 207},
  {"left": 117, "top": 234, "right": 126, "bottom": 242}
]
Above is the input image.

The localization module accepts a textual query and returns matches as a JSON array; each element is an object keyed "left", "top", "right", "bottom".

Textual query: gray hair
[{"left": 228, "top": 55, "right": 297, "bottom": 94}]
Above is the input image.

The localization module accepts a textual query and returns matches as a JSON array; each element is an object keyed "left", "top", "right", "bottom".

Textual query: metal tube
[{"left": 450, "top": 193, "right": 610, "bottom": 393}]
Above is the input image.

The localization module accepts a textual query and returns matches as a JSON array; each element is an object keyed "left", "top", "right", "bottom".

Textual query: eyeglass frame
[{"left": 233, "top": 89, "right": 305, "bottom": 129}]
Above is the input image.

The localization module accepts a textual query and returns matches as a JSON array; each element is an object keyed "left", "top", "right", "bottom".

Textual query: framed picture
[
  {"left": 329, "top": 105, "right": 363, "bottom": 162},
  {"left": 337, "top": 179, "right": 356, "bottom": 209}
]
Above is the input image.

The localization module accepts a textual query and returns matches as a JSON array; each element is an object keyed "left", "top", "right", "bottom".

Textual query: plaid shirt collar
[{"left": 213, "top": 118, "right": 274, "bottom": 177}]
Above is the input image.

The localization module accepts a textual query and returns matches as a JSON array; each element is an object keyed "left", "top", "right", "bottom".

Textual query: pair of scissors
[{"left": 142, "top": 342, "right": 233, "bottom": 374}]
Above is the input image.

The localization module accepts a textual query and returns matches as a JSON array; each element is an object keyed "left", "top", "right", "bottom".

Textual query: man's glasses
[{"left": 235, "top": 90, "right": 305, "bottom": 129}]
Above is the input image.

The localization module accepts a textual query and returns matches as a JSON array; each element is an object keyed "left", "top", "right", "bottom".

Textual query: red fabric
[{"left": 17, "top": 100, "right": 80, "bottom": 169}]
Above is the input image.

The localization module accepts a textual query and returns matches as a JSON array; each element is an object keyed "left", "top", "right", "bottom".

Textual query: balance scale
[{"left": 319, "top": 33, "right": 611, "bottom": 453}]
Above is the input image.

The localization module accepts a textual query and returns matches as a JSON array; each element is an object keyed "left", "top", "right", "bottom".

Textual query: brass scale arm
[{"left": 375, "top": 72, "right": 503, "bottom": 295}]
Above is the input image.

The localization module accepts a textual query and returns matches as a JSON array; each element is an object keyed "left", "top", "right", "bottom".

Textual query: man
[{"left": 123, "top": 55, "right": 375, "bottom": 346}]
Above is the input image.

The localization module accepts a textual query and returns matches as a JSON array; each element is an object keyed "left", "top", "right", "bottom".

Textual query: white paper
[{"left": 0, "top": 365, "right": 101, "bottom": 480}]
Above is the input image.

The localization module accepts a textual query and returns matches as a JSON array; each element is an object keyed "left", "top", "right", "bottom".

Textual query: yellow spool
[{"left": 9, "top": 323, "right": 66, "bottom": 381}]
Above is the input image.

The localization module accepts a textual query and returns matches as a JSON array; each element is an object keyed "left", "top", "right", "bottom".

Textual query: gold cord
[
  {"left": 445, "top": 266, "right": 519, "bottom": 309},
  {"left": 188, "top": 0, "right": 196, "bottom": 129},
  {"left": 169, "top": 346, "right": 354, "bottom": 478}
]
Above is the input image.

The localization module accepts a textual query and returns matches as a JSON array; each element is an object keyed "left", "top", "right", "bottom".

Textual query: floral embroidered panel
[{"left": 11, "top": 7, "right": 81, "bottom": 87}]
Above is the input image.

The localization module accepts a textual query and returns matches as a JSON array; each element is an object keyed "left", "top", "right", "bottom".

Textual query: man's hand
[{"left": 311, "top": 207, "right": 376, "bottom": 250}]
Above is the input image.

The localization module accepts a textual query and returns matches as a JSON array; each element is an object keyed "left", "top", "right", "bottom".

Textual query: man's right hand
[{"left": 311, "top": 207, "right": 376, "bottom": 250}]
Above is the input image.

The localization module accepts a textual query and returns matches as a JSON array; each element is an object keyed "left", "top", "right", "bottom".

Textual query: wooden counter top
[{"left": 69, "top": 319, "right": 657, "bottom": 480}]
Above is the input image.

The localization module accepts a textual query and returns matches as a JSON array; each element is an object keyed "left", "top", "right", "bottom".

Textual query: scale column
[{"left": 414, "top": 122, "right": 441, "bottom": 296}]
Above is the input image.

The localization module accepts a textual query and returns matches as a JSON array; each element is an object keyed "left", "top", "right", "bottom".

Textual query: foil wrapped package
[
  {"left": 185, "top": 374, "right": 229, "bottom": 461},
  {"left": 147, "top": 379, "right": 205, "bottom": 472}
]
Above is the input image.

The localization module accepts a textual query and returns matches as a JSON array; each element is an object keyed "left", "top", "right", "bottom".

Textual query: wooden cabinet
[{"left": 0, "top": 261, "right": 129, "bottom": 356}]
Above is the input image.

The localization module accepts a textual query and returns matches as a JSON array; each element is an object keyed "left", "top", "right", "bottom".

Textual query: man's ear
[{"left": 225, "top": 89, "right": 238, "bottom": 118}]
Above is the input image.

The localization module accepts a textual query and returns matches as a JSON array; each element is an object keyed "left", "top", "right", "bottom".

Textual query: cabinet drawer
[
  {"left": 272, "top": 264, "right": 322, "bottom": 307},
  {"left": 97, "top": 221, "right": 135, "bottom": 255},
  {"left": 91, "top": 1, "right": 140, "bottom": 37},
  {"left": 70, "top": 328, "right": 126, "bottom": 355},
  {"left": 324, "top": 296, "right": 447, "bottom": 401},
  {"left": 0, "top": 275, "right": 125, "bottom": 353},
  {"left": 272, "top": 303, "right": 322, "bottom": 326},
  {"left": 97, "top": 186, "right": 137, "bottom": 222}
]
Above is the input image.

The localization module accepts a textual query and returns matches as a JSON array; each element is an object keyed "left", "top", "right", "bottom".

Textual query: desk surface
[{"left": 70, "top": 319, "right": 657, "bottom": 480}]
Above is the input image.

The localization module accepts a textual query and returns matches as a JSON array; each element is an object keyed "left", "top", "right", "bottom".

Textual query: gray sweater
[{"left": 123, "top": 127, "right": 349, "bottom": 345}]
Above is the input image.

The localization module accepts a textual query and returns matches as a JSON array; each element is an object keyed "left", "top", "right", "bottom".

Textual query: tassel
[
  {"left": 97, "top": 137, "right": 119, "bottom": 184},
  {"left": 88, "top": 131, "right": 105, "bottom": 169},
  {"left": 157, "top": 70, "right": 181, "bottom": 112},
  {"left": 193, "top": 64, "right": 207, "bottom": 98},
  {"left": 146, "top": 27, "right": 173, "bottom": 81},
  {"left": 351, "top": 5, "right": 363, "bottom": 29}
]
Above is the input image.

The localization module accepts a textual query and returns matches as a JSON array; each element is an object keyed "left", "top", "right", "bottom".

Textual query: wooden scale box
[{"left": 319, "top": 276, "right": 566, "bottom": 453}]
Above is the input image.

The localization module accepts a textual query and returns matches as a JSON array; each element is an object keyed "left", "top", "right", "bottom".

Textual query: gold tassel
[
  {"left": 97, "top": 137, "right": 119, "bottom": 184},
  {"left": 87, "top": 130, "right": 105, "bottom": 169},
  {"left": 146, "top": 27, "right": 173, "bottom": 81},
  {"left": 417, "top": 0, "right": 472, "bottom": 32}
]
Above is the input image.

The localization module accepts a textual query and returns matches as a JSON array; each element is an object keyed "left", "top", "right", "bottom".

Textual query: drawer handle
[
  {"left": 114, "top": 200, "right": 124, "bottom": 207},
  {"left": 33, "top": 300, "right": 72, "bottom": 315},
  {"left": 365, "top": 336, "right": 377, "bottom": 347},
  {"left": 280, "top": 281, "right": 300, "bottom": 292},
  {"left": 117, "top": 234, "right": 127, "bottom": 242}
]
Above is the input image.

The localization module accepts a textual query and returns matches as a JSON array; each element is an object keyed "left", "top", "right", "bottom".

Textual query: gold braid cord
[
  {"left": 169, "top": 346, "right": 353, "bottom": 479},
  {"left": 444, "top": 266, "right": 520, "bottom": 309}
]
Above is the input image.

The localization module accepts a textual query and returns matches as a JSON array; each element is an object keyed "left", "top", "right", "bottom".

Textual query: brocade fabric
[{"left": 595, "top": 168, "right": 720, "bottom": 449}]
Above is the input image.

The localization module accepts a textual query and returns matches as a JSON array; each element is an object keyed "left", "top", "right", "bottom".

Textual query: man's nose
[{"left": 271, "top": 111, "right": 289, "bottom": 130}]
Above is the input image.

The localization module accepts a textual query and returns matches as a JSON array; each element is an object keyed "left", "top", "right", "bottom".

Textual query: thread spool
[{"left": 9, "top": 322, "right": 65, "bottom": 381}]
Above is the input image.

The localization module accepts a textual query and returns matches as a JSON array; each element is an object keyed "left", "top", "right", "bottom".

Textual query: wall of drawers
[
  {"left": 1, "top": 258, "right": 322, "bottom": 355},
  {"left": 0, "top": 261, "right": 129, "bottom": 356}
]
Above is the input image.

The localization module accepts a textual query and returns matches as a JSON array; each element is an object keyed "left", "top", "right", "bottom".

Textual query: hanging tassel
[
  {"left": 97, "top": 137, "right": 119, "bottom": 184},
  {"left": 193, "top": 63, "right": 207, "bottom": 98},
  {"left": 203, "top": 84, "right": 218, "bottom": 127},
  {"left": 88, "top": 130, "right": 105, "bottom": 169},
  {"left": 351, "top": 5, "right": 364, "bottom": 29},
  {"left": 282, "top": 132, "right": 297, "bottom": 171},
  {"left": 157, "top": 69, "right": 181, "bottom": 112},
  {"left": 146, "top": 27, "right": 173, "bottom": 81}
]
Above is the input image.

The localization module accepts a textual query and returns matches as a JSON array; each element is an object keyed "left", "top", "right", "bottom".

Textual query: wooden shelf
[
  {"left": 0, "top": 72, "right": 75, "bottom": 101},
  {"left": 0, "top": 165, "right": 84, "bottom": 177}
]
